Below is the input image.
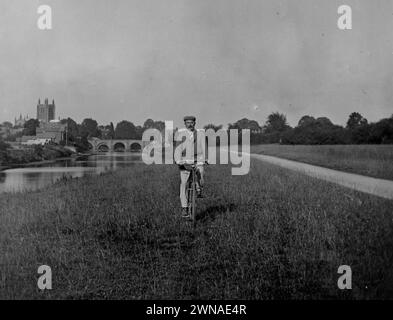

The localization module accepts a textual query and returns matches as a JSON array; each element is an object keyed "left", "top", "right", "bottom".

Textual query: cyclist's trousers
[{"left": 180, "top": 165, "right": 204, "bottom": 208}]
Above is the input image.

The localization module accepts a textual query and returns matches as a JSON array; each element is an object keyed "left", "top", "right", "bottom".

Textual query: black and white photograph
[{"left": 1, "top": 0, "right": 393, "bottom": 307}]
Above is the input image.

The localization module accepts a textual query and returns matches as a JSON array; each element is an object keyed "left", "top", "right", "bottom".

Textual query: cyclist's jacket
[{"left": 174, "top": 128, "right": 206, "bottom": 165}]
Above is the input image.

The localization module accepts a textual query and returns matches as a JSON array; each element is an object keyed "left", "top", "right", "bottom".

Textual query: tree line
[
  {"left": 0, "top": 117, "right": 165, "bottom": 151},
  {"left": 2, "top": 112, "right": 393, "bottom": 150},
  {"left": 59, "top": 118, "right": 166, "bottom": 150},
  {"left": 218, "top": 112, "right": 393, "bottom": 145}
]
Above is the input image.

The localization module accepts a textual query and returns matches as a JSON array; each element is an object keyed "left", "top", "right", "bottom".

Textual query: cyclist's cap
[{"left": 184, "top": 116, "right": 196, "bottom": 122}]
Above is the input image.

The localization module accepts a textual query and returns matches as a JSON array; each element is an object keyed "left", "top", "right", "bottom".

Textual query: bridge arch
[
  {"left": 113, "top": 142, "right": 126, "bottom": 152},
  {"left": 97, "top": 143, "right": 110, "bottom": 152},
  {"left": 130, "top": 142, "right": 142, "bottom": 152}
]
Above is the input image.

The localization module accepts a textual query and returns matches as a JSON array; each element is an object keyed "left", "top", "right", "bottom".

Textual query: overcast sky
[{"left": 0, "top": 0, "right": 392, "bottom": 128}]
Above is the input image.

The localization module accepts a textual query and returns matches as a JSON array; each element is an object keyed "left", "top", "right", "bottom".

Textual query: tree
[
  {"left": 115, "top": 121, "right": 137, "bottom": 139},
  {"left": 23, "top": 119, "right": 40, "bottom": 136},
  {"left": 298, "top": 115, "right": 315, "bottom": 127},
  {"left": 204, "top": 124, "right": 223, "bottom": 131},
  {"left": 346, "top": 112, "right": 368, "bottom": 130},
  {"left": 369, "top": 117, "right": 393, "bottom": 144},
  {"left": 143, "top": 119, "right": 165, "bottom": 132},
  {"left": 315, "top": 117, "right": 334, "bottom": 127},
  {"left": 79, "top": 118, "right": 101, "bottom": 138},
  {"left": 350, "top": 123, "right": 371, "bottom": 144},
  {"left": 228, "top": 118, "right": 261, "bottom": 132},
  {"left": 33, "top": 144, "right": 44, "bottom": 158},
  {"left": 282, "top": 116, "right": 348, "bottom": 145},
  {"left": 0, "top": 136, "right": 10, "bottom": 165},
  {"left": 74, "top": 136, "right": 90, "bottom": 152},
  {"left": 2, "top": 121, "right": 13, "bottom": 128},
  {"left": 143, "top": 119, "right": 155, "bottom": 129},
  {"left": 264, "top": 112, "right": 289, "bottom": 133},
  {"left": 153, "top": 121, "right": 165, "bottom": 132},
  {"left": 0, "top": 138, "right": 10, "bottom": 151},
  {"left": 59, "top": 119, "right": 89, "bottom": 152},
  {"left": 258, "top": 113, "right": 291, "bottom": 143},
  {"left": 227, "top": 118, "right": 263, "bottom": 144},
  {"left": 345, "top": 112, "right": 369, "bottom": 143},
  {"left": 108, "top": 122, "right": 115, "bottom": 139},
  {"left": 60, "top": 118, "right": 79, "bottom": 143},
  {"left": 135, "top": 125, "right": 143, "bottom": 140}
]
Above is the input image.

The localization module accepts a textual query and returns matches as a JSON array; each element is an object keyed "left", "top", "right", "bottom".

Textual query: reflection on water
[{"left": 0, "top": 152, "right": 142, "bottom": 193}]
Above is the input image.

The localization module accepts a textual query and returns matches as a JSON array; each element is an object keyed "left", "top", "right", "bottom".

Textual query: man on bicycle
[{"left": 174, "top": 116, "right": 206, "bottom": 218}]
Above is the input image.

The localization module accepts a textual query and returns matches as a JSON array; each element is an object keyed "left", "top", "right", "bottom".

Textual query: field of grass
[
  {"left": 250, "top": 144, "right": 393, "bottom": 181},
  {"left": 1, "top": 160, "right": 393, "bottom": 299}
]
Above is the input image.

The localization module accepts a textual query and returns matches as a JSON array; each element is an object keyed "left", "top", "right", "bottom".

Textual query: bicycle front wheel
[{"left": 187, "top": 171, "right": 197, "bottom": 225}]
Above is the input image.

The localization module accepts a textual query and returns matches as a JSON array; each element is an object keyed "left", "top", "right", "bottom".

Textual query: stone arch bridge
[{"left": 88, "top": 138, "right": 148, "bottom": 152}]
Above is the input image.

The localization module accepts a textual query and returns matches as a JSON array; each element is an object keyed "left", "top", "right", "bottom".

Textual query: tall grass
[
  {"left": 1, "top": 160, "right": 393, "bottom": 299},
  {"left": 251, "top": 144, "right": 393, "bottom": 180}
]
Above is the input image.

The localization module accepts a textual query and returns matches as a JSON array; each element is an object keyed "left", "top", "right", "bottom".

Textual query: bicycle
[{"left": 184, "top": 160, "right": 207, "bottom": 226}]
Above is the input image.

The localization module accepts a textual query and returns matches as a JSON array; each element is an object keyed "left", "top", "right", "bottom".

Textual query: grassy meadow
[
  {"left": 251, "top": 144, "right": 393, "bottom": 180},
  {"left": 1, "top": 159, "right": 393, "bottom": 299}
]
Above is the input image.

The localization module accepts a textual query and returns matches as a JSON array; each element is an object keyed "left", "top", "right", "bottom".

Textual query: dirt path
[{"left": 249, "top": 153, "right": 393, "bottom": 200}]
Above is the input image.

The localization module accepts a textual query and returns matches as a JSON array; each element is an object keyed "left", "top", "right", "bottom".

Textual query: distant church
[
  {"left": 14, "top": 114, "right": 29, "bottom": 127},
  {"left": 36, "top": 98, "right": 55, "bottom": 123}
]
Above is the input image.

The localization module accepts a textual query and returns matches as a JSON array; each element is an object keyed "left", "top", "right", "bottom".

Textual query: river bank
[
  {"left": 0, "top": 151, "right": 141, "bottom": 193},
  {"left": 0, "top": 154, "right": 81, "bottom": 171},
  {"left": 0, "top": 144, "right": 82, "bottom": 172}
]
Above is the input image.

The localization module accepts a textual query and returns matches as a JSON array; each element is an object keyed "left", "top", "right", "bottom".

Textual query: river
[{"left": 0, "top": 152, "right": 142, "bottom": 193}]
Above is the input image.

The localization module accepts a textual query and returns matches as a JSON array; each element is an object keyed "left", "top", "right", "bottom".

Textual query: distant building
[
  {"left": 21, "top": 138, "right": 51, "bottom": 146},
  {"left": 36, "top": 121, "right": 66, "bottom": 143},
  {"left": 14, "top": 114, "right": 29, "bottom": 127},
  {"left": 9, "top": 127, "right": 24, "bottom": 136},
  {"left": 16, "top": 100, "right": 65, "bottom": 145},
  {"left": 19, "top": 135, "right": 37, "bottom": 143},
  {"left": 37, "top": 98, "right": 55, "bottom": 123}
]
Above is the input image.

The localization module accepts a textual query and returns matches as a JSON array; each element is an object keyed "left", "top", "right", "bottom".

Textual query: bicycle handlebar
[{"left": 176, "top": 160, "right": 208, "bottom": 166}]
